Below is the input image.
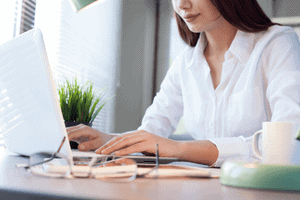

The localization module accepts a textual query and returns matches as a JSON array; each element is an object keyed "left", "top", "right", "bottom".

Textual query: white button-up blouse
[{"left": 137, "top": 25, "right": 300, "bottom": 167}]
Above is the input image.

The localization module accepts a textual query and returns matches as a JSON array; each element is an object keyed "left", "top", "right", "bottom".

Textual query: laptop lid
[{"left": 0, "top": 28, "right": 73, "bottom": 165}]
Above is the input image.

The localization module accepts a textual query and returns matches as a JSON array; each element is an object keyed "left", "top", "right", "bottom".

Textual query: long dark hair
[{"left": 175, "top": 0, "right": 281, "bottom": 47}]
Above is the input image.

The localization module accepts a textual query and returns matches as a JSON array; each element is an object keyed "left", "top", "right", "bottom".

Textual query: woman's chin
[{"left": 187, "top": 25, "right": 203, "bottom": 33}]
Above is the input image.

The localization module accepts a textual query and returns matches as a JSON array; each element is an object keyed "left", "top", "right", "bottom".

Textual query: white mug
[{"left": 253, "top": 121, "right": 299, "bottom": 165}]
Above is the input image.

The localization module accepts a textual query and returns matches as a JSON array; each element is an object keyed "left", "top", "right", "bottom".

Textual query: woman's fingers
[
  {"left": 96, "top": 132, "right": 148, "bottom": 155},
  {"left": 78, "top": 137, "right": 104, "bottom": 151},
  {"left": 96, "top": 130, "right": 145, "bottom": 153},
  {"left": 66, "top": 124, "right": 114, "bottom": 152},
  {"left": 92, "top": 130, "right": 180, "bottom": 158},
  {"left": 113, "top": 143, "right": 149, "bottom": 156},
  {"left": 70, "top": 136, "right": 89, "bottom": 144},
  {"left": 67, "top": 124, "right": 99, "bottom": 142},
  {"left": 67, "top": 124, "right": 88, "bottom": 140}
]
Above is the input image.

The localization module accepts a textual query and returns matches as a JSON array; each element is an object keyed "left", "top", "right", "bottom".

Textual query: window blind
[
  {"left": 34, "top": 0, "right": 122, "bottom": 133},
  {"left": 17, "top": 0, "right": 36, "bottom": 34}
]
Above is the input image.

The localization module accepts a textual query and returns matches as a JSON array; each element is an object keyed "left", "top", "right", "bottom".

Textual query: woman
[{"left": 67, "top": 0, "right": 300, "bottom": 167}]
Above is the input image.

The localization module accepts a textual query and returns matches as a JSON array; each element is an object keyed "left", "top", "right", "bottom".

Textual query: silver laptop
[
  {"left": 0, "top": 28, "right": 177, "bottom": 165},
  {"left": 0, "top": 28, "right": 74, "bottom": 164}
]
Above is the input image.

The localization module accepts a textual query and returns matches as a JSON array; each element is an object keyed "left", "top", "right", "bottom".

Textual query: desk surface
[{"left": 0, "top": 149, "right": 299, "bottom": 200}]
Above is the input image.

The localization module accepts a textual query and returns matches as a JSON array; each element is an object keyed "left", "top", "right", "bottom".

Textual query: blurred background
[{"left": 0, "top": 0, "right": 300, "bottom": 142}]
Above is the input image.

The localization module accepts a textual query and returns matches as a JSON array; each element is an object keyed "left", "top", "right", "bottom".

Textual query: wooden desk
[{"left": 0, "top": 150, "right": 299, "bottom": 200}]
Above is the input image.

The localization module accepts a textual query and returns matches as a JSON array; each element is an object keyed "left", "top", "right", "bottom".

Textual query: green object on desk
[{"left": 220, "top": 161, "right": 300, "bottom": 191}]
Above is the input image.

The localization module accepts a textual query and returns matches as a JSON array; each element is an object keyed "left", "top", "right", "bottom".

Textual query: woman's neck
[{"left": 204, "top": 20, "right": 238, "bottom": 57}]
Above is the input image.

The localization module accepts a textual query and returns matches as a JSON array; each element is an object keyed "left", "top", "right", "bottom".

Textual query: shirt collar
[
  {"left": 227, "top": 29, "right": 256, "bottom": 64},
  {"left": 186, "top": 32, "right": 207, "bottom": 69},
  {"left": 187, "top": 29, "right": 256, "bottom": 67}
]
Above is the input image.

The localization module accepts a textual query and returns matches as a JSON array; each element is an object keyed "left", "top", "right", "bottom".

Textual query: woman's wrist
[
  {"left": 177, "top": 140, "right": 219, "bottom": 166},
  {"left": 171, "top": 140, "right": 185, "bottom": 159}
]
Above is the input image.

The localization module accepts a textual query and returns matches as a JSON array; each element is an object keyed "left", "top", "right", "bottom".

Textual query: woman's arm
[
  {"left": 178, "top": 140, "right": 219, "bottom": 166},
  {"left": 67, "top": 125, "right": 219, "bottom": 166},
  {"left": 95, "top": 129, "right": 219, "bottom": 166}
]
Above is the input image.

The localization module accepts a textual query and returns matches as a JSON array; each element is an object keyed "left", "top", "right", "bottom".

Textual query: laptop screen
[{"left": 0, "top": 28, "right": 73, "bottom": 164}]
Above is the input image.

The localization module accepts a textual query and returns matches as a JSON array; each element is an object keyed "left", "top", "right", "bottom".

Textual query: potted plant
[{"left": 57, "top": 77, "right": 113, "bottom": 149}]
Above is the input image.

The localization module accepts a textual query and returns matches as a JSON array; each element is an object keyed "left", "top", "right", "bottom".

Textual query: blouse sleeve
[
  {"left": 137, "top": 56, "right": 184, "bottom": 138},
  {"left": 265, "top": 31, "right": 300, "bottom": 124},
  {"left": 210, "top": 29, "right": 300, "bottom": 167}
]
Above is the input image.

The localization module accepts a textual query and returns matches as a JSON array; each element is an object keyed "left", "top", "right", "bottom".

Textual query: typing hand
[
  {"left": 67, "top": 124, "right": 114, "bottom": 151},
  {"left": 95, "top": 130, "right": 182, "bottom": 158}
]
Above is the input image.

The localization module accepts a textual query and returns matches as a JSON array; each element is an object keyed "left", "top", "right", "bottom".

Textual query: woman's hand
[
  {"left": 95, "top": 130, "right": 183, "bottom": 158},
  {"left": 67, "top": 125, "right": 218, "bottom": 165},
  {"left": 67, "top": 124, "right": 114, "bottom": 151}
]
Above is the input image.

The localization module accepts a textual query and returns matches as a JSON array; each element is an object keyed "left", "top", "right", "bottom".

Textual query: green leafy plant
[{"left": 57, "top": 77, "right": 113, "bottom": 123}]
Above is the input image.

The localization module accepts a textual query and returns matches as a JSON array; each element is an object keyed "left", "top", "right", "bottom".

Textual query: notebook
[{"left": 0, "top": 28, "right": 178, "bottom": 165}]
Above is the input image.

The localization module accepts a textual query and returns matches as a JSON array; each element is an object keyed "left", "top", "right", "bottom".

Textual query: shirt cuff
[{"left": 208, "top": 137, "right": 251, "bottom": 167}]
